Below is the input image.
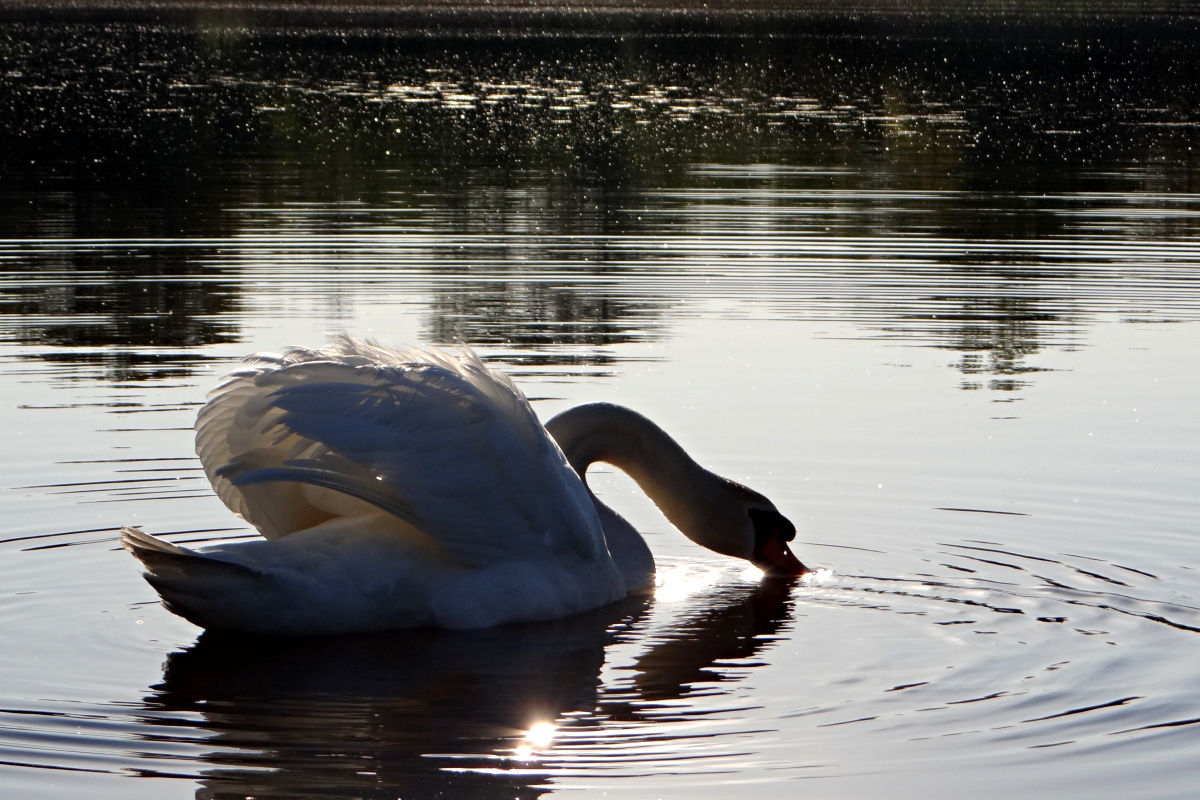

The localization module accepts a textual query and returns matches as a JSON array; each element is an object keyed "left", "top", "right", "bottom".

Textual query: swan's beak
[{"left": 755, "top": 536, "right": 809, "bottom": 577}]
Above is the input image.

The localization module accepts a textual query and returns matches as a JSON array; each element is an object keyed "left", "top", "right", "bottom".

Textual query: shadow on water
[{"left": 142, "top": 578, "right": 797, "bottom": 799}]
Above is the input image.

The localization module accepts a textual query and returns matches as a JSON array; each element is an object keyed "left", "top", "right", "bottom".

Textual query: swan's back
[{"left": 195, "top": 336, "right": 605, "bottom": 569}]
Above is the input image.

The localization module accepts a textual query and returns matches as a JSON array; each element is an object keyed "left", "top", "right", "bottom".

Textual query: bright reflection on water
[
  {"left": 654, "top": 564, "right": 725, "bottom": 602},
  {"left": 513, "top": 721, "right": 558, "bottom": 761},
  {"left": 2, "top": 7, "right": 1200, "bottom": 800}
]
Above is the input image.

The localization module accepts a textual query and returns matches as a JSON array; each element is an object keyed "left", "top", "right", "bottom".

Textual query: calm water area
[{"left": 2, "top": 4, "right": 1199, "bottom": 798}]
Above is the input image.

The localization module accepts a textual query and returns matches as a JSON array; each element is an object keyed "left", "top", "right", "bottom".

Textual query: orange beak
[{"left": 755, "top": 536, "right": 809, "bottom": 577}]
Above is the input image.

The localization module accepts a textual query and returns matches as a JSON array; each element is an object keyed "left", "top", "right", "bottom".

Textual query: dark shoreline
[{"left": 2, "top": 0, "right": 1197, "bottom": 37}]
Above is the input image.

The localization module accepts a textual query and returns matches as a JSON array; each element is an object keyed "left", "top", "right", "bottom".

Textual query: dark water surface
[{"left": 2, "top": 8, "right": 1199, "bottom": 799}]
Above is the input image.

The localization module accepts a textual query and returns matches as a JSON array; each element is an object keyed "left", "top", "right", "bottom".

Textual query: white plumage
[{"left": 124, "top": 336, "right": 806, "bottom": 635}]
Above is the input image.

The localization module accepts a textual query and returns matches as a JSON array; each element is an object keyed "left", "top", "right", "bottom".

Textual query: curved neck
[{"left": 545, "top": 402, "right": 721, "bottom": 552}]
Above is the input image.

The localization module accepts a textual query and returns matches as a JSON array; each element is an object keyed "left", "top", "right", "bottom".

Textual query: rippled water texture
[{"left": 2, "top": 8, "right": 1199, "bottom": 799}]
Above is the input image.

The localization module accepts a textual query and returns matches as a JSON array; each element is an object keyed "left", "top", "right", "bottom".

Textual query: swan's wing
[{"left": 196, "top": 336, "right": 603, "bottom": 567}]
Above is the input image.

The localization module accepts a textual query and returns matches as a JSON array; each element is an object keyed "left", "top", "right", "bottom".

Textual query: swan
[{"left": 122, "top": 336, "right": 807, "bottom": 635}]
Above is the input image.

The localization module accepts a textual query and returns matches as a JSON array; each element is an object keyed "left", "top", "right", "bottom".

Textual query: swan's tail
[
  {"left": 121, "top": 525, "right": 195, "bottom": 561},
  {"left": 121, "top": 527, "right": 263, "bottom": 630}
]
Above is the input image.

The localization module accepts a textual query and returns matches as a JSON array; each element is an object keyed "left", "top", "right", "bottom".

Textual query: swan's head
[
  {"left": 746, "top": 507, "right": 808, "bottom": 577},
  {"left": 698, "top": 481, "right": 809, "bottom": 578}
]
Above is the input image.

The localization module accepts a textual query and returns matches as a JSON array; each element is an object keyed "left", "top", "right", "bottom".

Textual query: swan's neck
[{"left": 546, "top": 403, "right": 745, "bottom": 560}]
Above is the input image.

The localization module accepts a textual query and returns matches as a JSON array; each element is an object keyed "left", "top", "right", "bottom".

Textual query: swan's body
[{"left": 123, "top": 337, "right": 806, "bottom": 635}]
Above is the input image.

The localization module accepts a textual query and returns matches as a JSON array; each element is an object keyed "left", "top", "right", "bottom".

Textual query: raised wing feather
[{"left": 195, "top": 336, "right": 603, "bottom": 568}]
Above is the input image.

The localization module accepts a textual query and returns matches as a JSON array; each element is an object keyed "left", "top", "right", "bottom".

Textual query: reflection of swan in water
[
  {"left": 628, "top": 574, "right": 797, "bottom": 703},
  {"left": 123, "top": 337, "right": 806, "bottom": 635},
  {"left": 145, "top": 578, "right": 797, "bottom": 800}
]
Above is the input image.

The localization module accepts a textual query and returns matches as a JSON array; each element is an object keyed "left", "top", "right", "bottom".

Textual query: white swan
[{"left": 123, "top": 336, "right": 807, "bottom": 635}]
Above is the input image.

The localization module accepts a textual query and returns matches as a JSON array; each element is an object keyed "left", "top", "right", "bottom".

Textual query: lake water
[{"left": 2, "top": 7, "right": 1200, "bottom": 799}]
